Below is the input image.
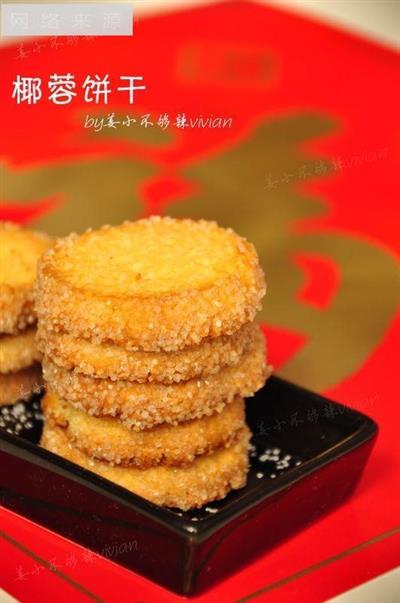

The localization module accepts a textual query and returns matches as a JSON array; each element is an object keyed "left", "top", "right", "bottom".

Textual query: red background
[{"left": 1, "top": 2, "right": 399, "bottom": 601}]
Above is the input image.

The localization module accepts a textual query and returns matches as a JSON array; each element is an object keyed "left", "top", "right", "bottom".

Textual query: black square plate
[{"left": 0, "top": 376, "right": 377, "bottom": 595}]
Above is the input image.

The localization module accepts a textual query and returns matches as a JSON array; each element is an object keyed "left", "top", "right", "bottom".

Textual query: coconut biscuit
[
  {"left": 43, "top": 390, "right": 246, "bottom": 468},
  {"left": 37, "top": 322, "right": 260, "bottom": 383},
  {"left": 43, "top": 331, "right": 269, "bottom": 430},
  {"left": 0, "top": 222, "right": 52, "bottom": 334},
  {"left": 35, "top": 217, "right": 265, "bottom": 351},
  {"left": 41, "top": 423, "right": 250, "bottom": 510}
]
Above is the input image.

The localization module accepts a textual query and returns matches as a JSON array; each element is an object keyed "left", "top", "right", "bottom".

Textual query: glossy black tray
[{"left": 0, "top": 376, "right": 377, "bottom": 595}]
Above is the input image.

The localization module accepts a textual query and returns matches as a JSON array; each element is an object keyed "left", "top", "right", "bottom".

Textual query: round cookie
[
  {"left": 0, "top": 328, "right": 41, "bottom": 374},
  {"left": 0, "top": 364, "right": 43, "bottom": 406},
  {"left": 41, "top": 424, "right": 250, "bottom": 510},
  {"left": 37, "top": 322, "right": 259, "bottom": 383},
  {"left": 43, "top": 331, "right": 269, "bottom": 430},
  {"left": 42, "top": 390, "right": 246, "bottom": 468},
  {"left": 0, "top": 222, "right": 52, "bottom": 334},
  {"left": 35, "top": 217, "right": 265, "bottom": 351}
]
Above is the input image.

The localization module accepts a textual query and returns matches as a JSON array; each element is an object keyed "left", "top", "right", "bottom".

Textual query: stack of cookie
[
  {"left": 0, "top": 222, "right": 51, "bottom": 406},
  {"left": 36, "top": 217, "right": 269, "bottom": 510}
]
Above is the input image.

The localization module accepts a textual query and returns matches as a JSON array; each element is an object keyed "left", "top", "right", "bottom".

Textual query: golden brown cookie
[
  {"left": 43, "top": 331, "right": 269, "bottom": 430},
  {"left": 0, "top": 364, "right": 43, "bottom": 406},
  {"left": 0, "top": 328, "right": 41, "bottom": 374},
  {"left": 35, "top": 217, "right": 265, "bottom": 351},
  {"left": 0, "top": 222, "right": 52, "bottom": 334},
  {"left": 41, "top": 423, "right": 250, "bottom": 510},
  {"left": 42, "top": 389, "right": 246, "bottom": 468},
  {"left": 37, "top": 322, "right": 259, "bottom": 383}
]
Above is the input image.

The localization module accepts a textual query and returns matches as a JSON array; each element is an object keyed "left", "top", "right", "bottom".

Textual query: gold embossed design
[{"left": 169, "top": 114, "right": 400, "bottom": 389}]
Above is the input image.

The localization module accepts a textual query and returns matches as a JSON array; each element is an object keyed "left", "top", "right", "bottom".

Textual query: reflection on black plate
[{"left": 0, "top": 377, "right": 377, "bottom": 595}]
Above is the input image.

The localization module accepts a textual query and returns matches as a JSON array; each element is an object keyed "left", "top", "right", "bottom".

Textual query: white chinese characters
[
  {"left": 117, "top": 76, "right": 146, "bottom": 104},
  {"left": 48, "top": 73, "right": 77, "bottom": 104},
  {"left": 12, "top": 74, "right": 146, "bottom": 105},
  {"left": 83, "top": 75, "right": 111, "bottom": 104},
  {"left": 12, "top": 76, "right": 42, "bottom": 105},
  {"left": 41, "top": 13, "right": 60, "bottom": 30},
  {"left": 11, "top": 12, "right": 29, "bottom": 31}
]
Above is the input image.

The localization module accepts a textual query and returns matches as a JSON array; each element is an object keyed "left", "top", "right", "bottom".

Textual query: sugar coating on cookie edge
[
  {"left": 35, "top": 217, "right": 266, "bottom": 351},
  {"left": 42, "top": 329, "right": 269, "bottom": 430},
  {"left": 0, "top": 328, "right": 41, "bottom": 374},
  {"left": 43, "top": 390, "right": 246, "bottom": 468},
  {"left": 37, "top": 321, "right": 261, "bottom": 383},
  {"left": 41, "top": 423, "right": 251, "bottom": 510},
  {"left": 0, "top": 222, "right": 52, "bottom": 334}
]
